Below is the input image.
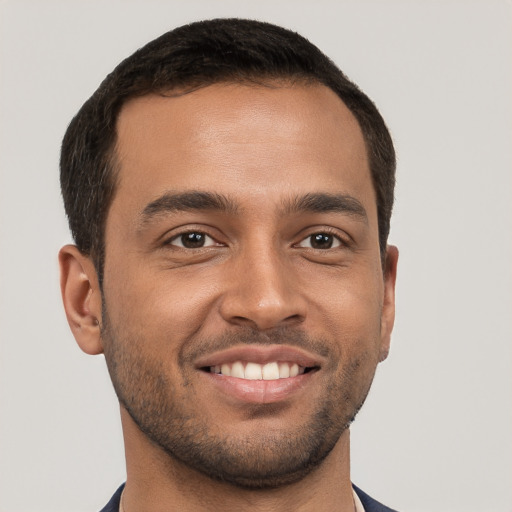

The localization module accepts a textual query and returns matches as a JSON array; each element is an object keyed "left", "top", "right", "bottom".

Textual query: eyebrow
[
  {"left": 139, "top": 190, "right": 367, "bottom": 226},
  {"left": 140, "top": 191, "right": 239, "bottom": 225},
  {"left": 283, "top": 193, "right": 368, "bottom": 223}
]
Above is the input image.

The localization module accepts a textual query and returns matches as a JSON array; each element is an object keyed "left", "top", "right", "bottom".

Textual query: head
[
  {"left": 59, "top": 19, "right": 398, "bottom": 490},
  {"left": 60, "top": 18, "right": 395, "bottom": 285}
]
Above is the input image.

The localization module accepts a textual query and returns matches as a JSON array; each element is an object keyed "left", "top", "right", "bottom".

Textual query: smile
[
  {"left": 195, "top": 345, "right": 323, "bottom": 404},
  {"left": 209, "top": 361, "right": 310, "bottom": 380}
]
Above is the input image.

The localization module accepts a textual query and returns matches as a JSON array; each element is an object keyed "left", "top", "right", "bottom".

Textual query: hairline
[{"left": 95, "top": 77, "right": 386, "bottom": 282}]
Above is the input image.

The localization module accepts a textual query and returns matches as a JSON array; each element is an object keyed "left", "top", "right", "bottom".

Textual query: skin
[{"left": 59, "top": 83, "right": 398, "bottom": 512}]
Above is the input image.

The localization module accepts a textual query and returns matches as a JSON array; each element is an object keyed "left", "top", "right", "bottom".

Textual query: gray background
[{"left": 1, "top": 1, "right": 511, "bottom": 511}]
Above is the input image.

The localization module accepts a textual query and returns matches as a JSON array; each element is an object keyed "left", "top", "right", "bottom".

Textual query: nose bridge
[{"left": 220, "top": 236, "right": 305, "bottom": 330}]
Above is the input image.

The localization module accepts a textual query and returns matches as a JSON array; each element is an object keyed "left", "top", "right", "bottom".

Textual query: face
[{"left": 100, "top": 83, "right": 396, "bottom": 488}]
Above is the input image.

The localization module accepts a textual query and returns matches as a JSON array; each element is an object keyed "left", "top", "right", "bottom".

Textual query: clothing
[
  {"left": 352, "top": 484, "right": 398, "bottom": 512},
  {"left": 353, "top": 488, "right": 366, "bottom": 512},
  {"left": 100, "top": 485, "right": 123, "bottom": 512},
  {"left": 99, "top": 483, "right": 398, "bottom": 512}
]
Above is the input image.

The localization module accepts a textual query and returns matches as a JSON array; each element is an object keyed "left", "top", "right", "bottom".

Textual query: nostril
[
  {"left": 283, "top": 313, "right": 305, "bottom": 324},
  {"left": 225, "top": 313, "right": 305, "bottom": 331}
]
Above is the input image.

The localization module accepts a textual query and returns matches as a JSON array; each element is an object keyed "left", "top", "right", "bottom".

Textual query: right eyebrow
[{"left": 138, "top": 191, "right": 239, "bottom": 227}]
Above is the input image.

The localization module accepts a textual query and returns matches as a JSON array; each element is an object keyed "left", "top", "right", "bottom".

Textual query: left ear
[{"left": 379, "top": 245, "right": 398, "bottom": 362}]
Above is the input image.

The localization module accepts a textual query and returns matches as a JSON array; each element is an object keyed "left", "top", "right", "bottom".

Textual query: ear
[
  {"left": 59, "top": 245, "right": 104, "bottom": 355},
  {"left": 379, "top": 245, "right": 398, "bottom": 362}
]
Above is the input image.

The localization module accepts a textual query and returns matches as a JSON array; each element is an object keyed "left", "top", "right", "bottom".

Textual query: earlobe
[
  {"left": 58, "top": 245, "right": 104, "bottom": 355},
  {"left": 379, "top": 245, "right": 398, "bottom": 362}
]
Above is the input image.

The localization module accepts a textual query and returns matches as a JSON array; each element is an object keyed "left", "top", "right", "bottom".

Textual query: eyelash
[
  {"left": 164, "top": 228, "right": 349, "bottom": 250},
  {"left": 165, "top": 231, "right": 222, "bottom": 249},
  {"left": 295, "top": 231, "right": 345, "bottom": 250}
]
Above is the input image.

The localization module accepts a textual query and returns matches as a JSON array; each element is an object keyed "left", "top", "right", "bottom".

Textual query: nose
[{"left": 219, "top": 246, "right": 307, "bottom": 331}]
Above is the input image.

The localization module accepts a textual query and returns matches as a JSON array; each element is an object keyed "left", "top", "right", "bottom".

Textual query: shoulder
[
  {"left": 99, "top": 483, "right": 125, "bottom": 512},
  {"left": 353, "top": 484, "right": 399, "bottom": 512}
]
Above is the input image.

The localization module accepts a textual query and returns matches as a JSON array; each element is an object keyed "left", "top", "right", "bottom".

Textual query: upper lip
[{"left": 194, "top": 344, "right": 324, "bottom": 369}]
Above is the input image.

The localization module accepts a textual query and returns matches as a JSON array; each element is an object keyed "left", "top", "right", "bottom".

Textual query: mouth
[
  {"left": 203, "top": 361, "right": 317, "bottom": 380},
  {"left": 195, "top": 345, "right": 322, "bottom": 404}
]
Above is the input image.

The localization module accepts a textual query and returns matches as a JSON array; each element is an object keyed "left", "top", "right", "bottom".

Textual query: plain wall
[{"left": 1, "top": 1, "right": 511, "bottom": 510}]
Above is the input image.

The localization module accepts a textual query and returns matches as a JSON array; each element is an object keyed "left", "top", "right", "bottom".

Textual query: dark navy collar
[{"left": 99, "top": 482, "right": 398, "bottom": 512}]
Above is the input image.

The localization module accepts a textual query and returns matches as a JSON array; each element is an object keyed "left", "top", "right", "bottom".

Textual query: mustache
[{"left": 179, "top": 326, "right": 332, "bottom": 367}]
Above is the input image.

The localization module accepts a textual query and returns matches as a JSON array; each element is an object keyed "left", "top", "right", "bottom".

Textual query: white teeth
[
  {"left": 244, "top": 362, "right": 263, "bottom": 380},
  {"left": 262, "top": 362, "right": 280, "bottom": 380},
  {"left": 231, "top": 361, "right": 245, "bottom": 378},
  {"left": 278, "top": 362, "right": 290, "bottom": 378},
  {"left": 212, "top": 361, "right": 309, "bottom": 380}
]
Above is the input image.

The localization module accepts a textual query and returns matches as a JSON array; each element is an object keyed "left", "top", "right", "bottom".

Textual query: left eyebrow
[{"left": 283, "top": 193, "right": 368, "bottom": 223}]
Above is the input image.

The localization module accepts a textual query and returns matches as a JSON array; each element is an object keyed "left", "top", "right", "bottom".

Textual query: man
[{"left": 59, "top": 18, "right": 398, "bottom": 512}]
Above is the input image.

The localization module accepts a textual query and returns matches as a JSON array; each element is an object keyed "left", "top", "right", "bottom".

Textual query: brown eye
[
  {"left": 169, "top": 232, "right": 216, "bottom": 248},
  {"left": 298, "top": 233, "right": 341, "bottom": 249}
]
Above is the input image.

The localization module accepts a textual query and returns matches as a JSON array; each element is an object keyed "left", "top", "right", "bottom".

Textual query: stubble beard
[{"left": 100, "top": 306, "right": 376, "bottom": 490}]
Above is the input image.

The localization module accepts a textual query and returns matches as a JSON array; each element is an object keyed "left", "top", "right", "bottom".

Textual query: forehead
[{"left": 113, "top": 83, "right": 374, "bottom": 217}]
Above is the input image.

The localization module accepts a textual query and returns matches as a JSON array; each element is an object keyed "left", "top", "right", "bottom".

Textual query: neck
[{"left": 120, "top": 407, "right": 355, "bottom": 512}]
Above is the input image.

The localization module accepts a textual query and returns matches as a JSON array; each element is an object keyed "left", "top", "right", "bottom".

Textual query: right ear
[{"left": 58, "top": 245, "right": 104, "bottom": 355}]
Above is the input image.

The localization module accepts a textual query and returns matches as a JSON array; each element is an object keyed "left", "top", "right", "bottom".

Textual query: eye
[
  {"left": 297, "top": 232, "right": 342, "bottom": 250},
  {"left": 168, "top": 232, "right": 218, "bottom": 249}
]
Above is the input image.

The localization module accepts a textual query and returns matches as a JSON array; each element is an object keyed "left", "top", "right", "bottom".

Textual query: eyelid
[
  {"left": 297, "top": 235, "right": 341, "bottom": 249},
  {"left": 161, "top": 226, "right": 225, "bottom": 249},
  {"left": 294, "top": 227, "right": 351, "bottom": 249},
  {"left": 167, "top": 232, "right": 217, "bottom": 248}
]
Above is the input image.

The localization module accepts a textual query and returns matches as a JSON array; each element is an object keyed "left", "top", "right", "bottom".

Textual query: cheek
[
  {"left": 306, "top": 265, "right": 384, "bottom": 343},
  {"left": 102, "top": 261, "right": 223, "bottom": 345}
]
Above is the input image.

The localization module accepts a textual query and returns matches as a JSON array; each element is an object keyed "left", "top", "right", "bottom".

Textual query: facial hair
[{"left": 100, "top": 304, "right": 377, "bottom": 489}]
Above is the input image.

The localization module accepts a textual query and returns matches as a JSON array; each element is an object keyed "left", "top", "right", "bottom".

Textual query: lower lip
[{"left": 200, "top": 371, "right": 315, "bottom": 404}]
